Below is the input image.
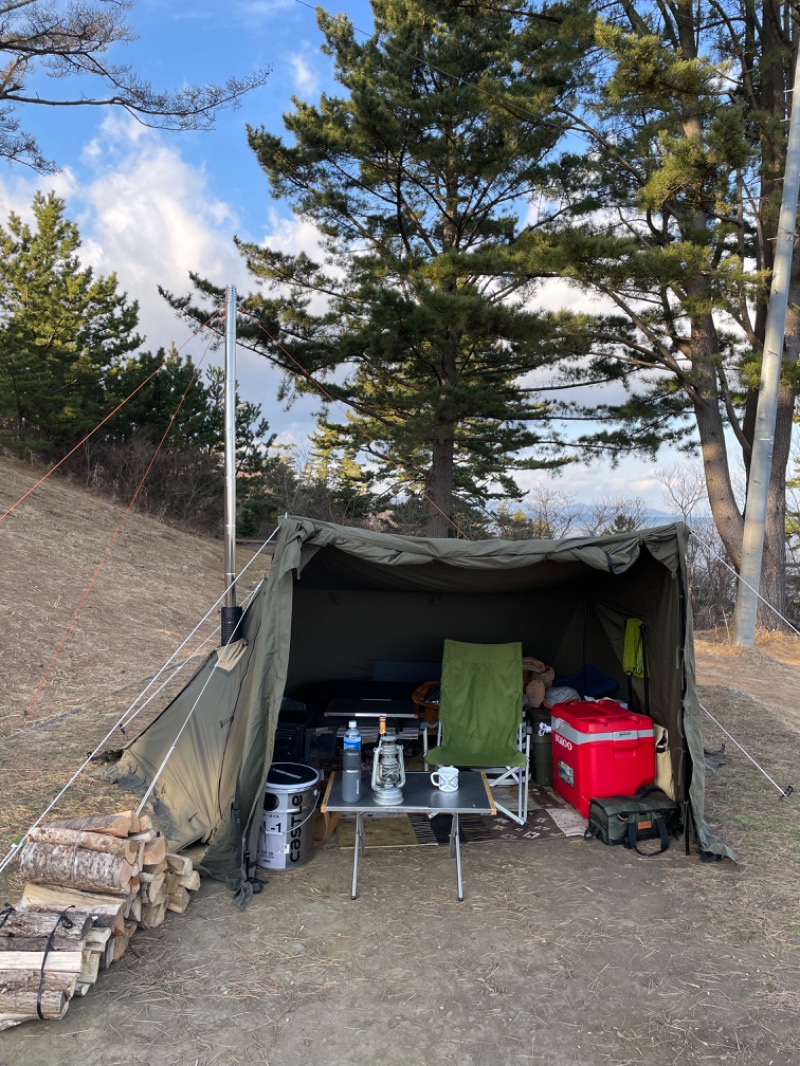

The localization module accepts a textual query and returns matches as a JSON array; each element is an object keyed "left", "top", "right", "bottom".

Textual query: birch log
[
  {"left": 42, "top": 813, "right": 133, "bottom": 838},
  {"left": 28, "top": 827, "right": 138, "bottom": 863},
  {"left": 19, "top": 843, "right": 134, "bottom": 895}
]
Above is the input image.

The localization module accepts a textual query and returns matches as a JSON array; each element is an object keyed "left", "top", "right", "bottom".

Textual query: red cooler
[{"left": 550, "top": 700, "right": 656, "bottom": 817}]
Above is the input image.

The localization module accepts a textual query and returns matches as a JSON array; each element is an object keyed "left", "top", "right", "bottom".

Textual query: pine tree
[
  {"left": 167, "top": 0, "right": 608, "bottom": 536},
  {"left": 0, "top": 192, "right": 141, "bottom": 458},
  {"left": 537, "top": 0, "right": 799, "bottom": 622}
]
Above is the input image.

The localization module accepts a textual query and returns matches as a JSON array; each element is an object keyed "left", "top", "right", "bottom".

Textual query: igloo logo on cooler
[{"left": 553, "top": 731, "right": 573, "bottom": 752}]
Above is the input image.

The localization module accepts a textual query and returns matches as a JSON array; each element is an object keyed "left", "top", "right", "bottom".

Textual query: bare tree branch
[{"left": 0, "top": 0, "right": 270, "bottom": 170}]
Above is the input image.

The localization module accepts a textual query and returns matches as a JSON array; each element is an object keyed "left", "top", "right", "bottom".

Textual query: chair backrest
[{"left": 438, "top": 639, "right": 523, "bottom": 767}]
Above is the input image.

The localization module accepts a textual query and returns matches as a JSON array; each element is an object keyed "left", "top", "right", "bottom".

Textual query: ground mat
[{"left": 335, "top": 816, "right": 420, "bottom": 849}]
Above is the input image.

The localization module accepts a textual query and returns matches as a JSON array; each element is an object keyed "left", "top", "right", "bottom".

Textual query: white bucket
[{"left": 257, "top": 762, "right": 320, "bottom": 870}]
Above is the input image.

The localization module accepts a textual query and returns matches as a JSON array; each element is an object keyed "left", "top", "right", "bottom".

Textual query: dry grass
[{"left": 0, "top": 455, "right": 270, "bottom": 730}]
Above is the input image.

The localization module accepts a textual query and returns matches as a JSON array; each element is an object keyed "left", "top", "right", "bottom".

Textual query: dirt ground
[{"left": 2, "top": 457, "right": 800, "bottom": 1065}]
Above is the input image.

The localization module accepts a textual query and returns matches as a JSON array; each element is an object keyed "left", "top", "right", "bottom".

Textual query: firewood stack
[{"left": 0, "top": 810, "right": 201, "bottom": 1031}]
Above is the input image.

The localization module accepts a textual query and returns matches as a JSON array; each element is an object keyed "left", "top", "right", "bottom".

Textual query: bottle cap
[{"left": 348, "top": 720, "right": 357, "bottom": 729}]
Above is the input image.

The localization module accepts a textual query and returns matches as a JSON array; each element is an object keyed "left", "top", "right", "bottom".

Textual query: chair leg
[{"left": 487, "top": 728, "right": 531, "bottom": 825}]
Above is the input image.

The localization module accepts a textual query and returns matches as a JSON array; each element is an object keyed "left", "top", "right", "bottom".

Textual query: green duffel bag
[{"left": 584, "top": 786, "right": 682, "bottom": 855}]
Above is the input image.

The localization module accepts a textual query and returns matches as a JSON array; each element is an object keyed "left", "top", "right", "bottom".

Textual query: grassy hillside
[{"left": 0, "top": 454, "right": 270, "bottom": 727}]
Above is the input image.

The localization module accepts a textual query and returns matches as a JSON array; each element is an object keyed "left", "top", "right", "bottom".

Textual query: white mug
[{"left": 431, "top": 766, "right": 459, "bottom": 792}]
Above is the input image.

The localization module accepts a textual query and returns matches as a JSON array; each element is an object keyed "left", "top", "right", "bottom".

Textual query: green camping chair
[{"left": 426, "top": 639, "right": 530, "bottom": 825}]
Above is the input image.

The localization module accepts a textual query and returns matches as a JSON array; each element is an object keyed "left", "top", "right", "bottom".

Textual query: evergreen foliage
[
  {"left": 165, "top": 0, "right": 619, "bottom": 536},
  {"left": 0, "top": 192, "right": 142, "bottom": 458}
]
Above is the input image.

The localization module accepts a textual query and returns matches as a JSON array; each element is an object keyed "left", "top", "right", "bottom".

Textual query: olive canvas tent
[{"left": 105, "top": 515, "right": 728, "bottom": 905}]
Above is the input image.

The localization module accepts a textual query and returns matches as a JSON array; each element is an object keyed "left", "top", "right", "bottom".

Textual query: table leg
[
  {"left": 449, "top": 813, "right": 464, "bottom": 901},
  {"left": 351, "top": 812, "right": 364, "bottom": 899}
]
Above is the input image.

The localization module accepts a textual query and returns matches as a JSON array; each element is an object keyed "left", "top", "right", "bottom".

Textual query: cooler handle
[{"left": 612, "top": 730, "right": 637, "bottom": 743}]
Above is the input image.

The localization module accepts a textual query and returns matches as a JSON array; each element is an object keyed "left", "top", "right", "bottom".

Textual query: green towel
[
  {"left": 623, "top": 618, "right": 647, "bottom": 678},
  {"left": 426, "top": 640, "right": 526, "bottom": 769}
]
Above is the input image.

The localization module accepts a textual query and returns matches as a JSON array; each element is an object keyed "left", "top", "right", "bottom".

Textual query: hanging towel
[{"left": 624, "top": 618, "right": 647, "bottom": 678}]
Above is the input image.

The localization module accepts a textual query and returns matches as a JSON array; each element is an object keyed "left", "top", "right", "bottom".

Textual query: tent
[{"left": 104, "top": 515, "right": 731, "bottom": 905}]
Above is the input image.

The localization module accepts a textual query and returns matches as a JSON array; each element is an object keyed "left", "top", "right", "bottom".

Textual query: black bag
[{"left": 584, "top": 786, "right": 681, "bottom": 855}]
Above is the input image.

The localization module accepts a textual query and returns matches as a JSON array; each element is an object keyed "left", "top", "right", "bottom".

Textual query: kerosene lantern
[{"left": 370, "top": 715, "right": 406, "bottom": 805}]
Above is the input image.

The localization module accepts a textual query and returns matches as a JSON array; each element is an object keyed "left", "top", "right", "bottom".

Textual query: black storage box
[
  {"left": 305, "top": 723, "right": 338, "bottom": 762},
  {"left": 273, "top": 706, "right": 315, "bottom": 762}
]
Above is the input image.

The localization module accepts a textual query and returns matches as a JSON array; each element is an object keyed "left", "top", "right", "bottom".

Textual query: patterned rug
[{"left": 335, "top": 784, "right": 586, "bottom": 850}]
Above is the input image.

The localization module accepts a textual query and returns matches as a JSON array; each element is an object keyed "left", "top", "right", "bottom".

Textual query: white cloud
[
  {"left": 74, "top": 116, "right": 245, "bottom": 348},
  {"left": 0, "top": 168, "right": 77, "bottom": 225},
  {"left": 517, "top": 459, "right": 669, "bottom": 512},
  {"left": 287, "top": 44, "right": 321, "bottom": 98},
  {"left": 0, "top": 117, "right": 305, "bottom": 431}
]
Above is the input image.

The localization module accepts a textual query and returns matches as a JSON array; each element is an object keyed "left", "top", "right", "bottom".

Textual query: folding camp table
[{"left": 321, "top": 770, "right": 496, "bottom": 901}]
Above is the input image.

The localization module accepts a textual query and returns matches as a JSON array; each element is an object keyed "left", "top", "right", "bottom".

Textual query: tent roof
[{"left": 279, "top": 516, "right": 690, "bottom": 591}]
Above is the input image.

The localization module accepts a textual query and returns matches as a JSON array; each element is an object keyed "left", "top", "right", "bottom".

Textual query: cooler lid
[
  {"left": 266, "top": 762, "right": 320, "bottom": 790},
  {"left": 551, "top": 700, "right": 653, "bottom": 735}
]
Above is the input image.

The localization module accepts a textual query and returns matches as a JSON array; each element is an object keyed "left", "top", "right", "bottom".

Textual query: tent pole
[{"left": 221, "top": 284, "right": 243, "bottom": 645}]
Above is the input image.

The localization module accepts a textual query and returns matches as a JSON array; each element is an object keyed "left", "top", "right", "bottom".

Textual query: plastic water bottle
[{"left": 341, "top": 720, "right": 362, "bottom": 802}]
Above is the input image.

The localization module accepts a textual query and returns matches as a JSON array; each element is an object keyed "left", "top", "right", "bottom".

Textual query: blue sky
[{"left": 0, "top": 0, "right": 696, "bottom": 514}]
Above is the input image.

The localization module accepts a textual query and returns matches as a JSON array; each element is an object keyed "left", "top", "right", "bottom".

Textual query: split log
[
  {"left": 129, "top": 829, "right": 155, "bottom": 844},
  {"left": 138, "top": 870, "right": 165, "bottom": 900},
  {"left": 0, "top": 951, "right": 83, "bottom": 974},
  {"left": 166, "top": 887, "right": 190, "bottom": 915},
  {"left": 0, "top": 987, "right": 68, "bottom": 1020},
  {"left": 85, "top": 926, "right": 111, "bottom": 950},
  {"left": 73, "top": 983, "right": 91, "bottom": 998},
  {"left": 179, "top": 870, "right": 201, "bottom": 892},
  {"left": 165, "top": 853, "right": 194, "bottom": 877},
  {"left": 0, "top": 910, "right": 92, "bottom": 950},
  {"left": 103, "top": 921, "right": 137, "bottom": 969},
  {"left": 125, "top": 894, "right": 142, "bottom": 923},
  {"left": 17, "top": 885, "right": 126, "bottom": 936},
  {"left": 19, "top": 842, "right": 134, "bottom": 895},
  {"left": 142, "top": 836, "right": 166, "bottom": 866},
  {"left": 139, "top": 900, "right": 166, "bottom": 930},
  {"left": 79, "top": 947, "right": 101, "bottom": 985},
  {"left": 0, "top": 972, "right": 76, "bottom": 996},
  {"left": 43, "top": 813, "right": 134, "bottom": 838},
  {"left": 28, "top": 827, "right": 138, "bottom": 863}
]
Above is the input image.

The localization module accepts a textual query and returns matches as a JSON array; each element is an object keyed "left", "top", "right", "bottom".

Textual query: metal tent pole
[{"left": 221, "top": 284, "right": 243, "bottom": 645}]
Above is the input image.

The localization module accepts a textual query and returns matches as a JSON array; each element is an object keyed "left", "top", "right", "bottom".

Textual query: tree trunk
[
  {"left": 424, "top": 432, "right": 455, "bottom": 536},
  {"left": 687, "top": 302, "right": 745, "bottom": 568}
]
